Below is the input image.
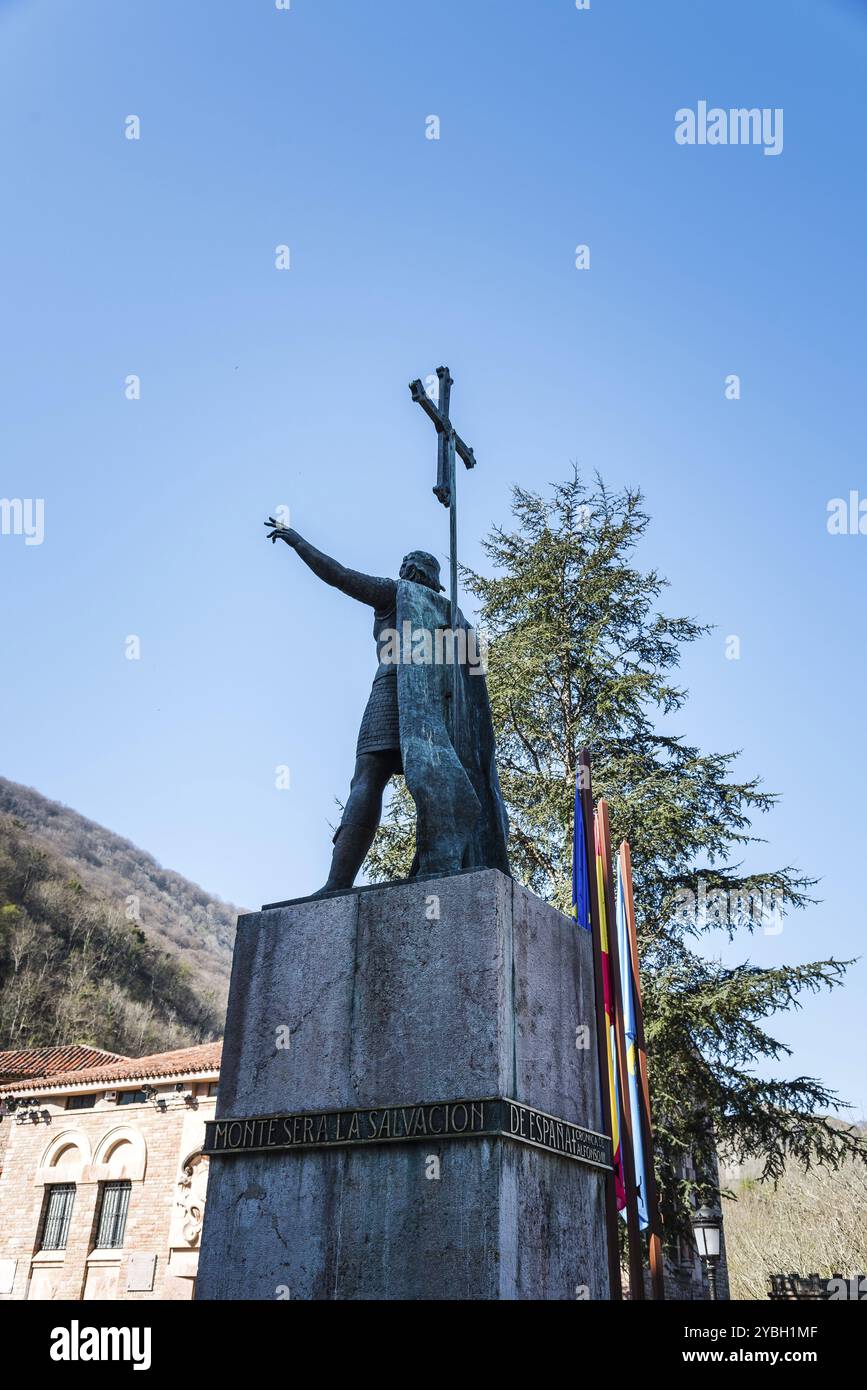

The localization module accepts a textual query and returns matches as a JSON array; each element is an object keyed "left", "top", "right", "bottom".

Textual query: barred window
[
  {"left": 95, "top": 1181, "right": 131, "bottom": 1249},
  {"left": 40, "top": 1183, "right": 76, "bottom": 1251}
]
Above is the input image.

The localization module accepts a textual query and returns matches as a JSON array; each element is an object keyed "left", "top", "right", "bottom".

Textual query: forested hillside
[{"left": 0, "top": 778, "right": 241, "bottom": 1056}]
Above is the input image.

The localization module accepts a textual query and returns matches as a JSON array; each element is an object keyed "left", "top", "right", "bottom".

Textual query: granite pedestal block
[{"left": 196, "top": 869, "right": 610, "bottom": 1300}]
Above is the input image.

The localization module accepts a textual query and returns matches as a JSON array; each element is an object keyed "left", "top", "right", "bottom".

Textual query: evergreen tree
[{"left": 366, "top": 471, "right": 865, "bottom": 1232}]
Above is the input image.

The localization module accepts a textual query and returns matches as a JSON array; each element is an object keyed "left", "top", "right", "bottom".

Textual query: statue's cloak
[{"left": 395, "top": 579, "right": 510, "bottom": 879}]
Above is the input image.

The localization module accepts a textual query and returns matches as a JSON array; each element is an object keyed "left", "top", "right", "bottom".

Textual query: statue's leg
[{"left": 313, "top": 751, "right": 399, "bottom": 895}]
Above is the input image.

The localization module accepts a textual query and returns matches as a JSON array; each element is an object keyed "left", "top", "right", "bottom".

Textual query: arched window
[
  {"left": 38, "top": 1131, "right": 91, "bottom": 1182},
  {"left": 92, "top": 1126, "right": 147, "bottom": 1181}
]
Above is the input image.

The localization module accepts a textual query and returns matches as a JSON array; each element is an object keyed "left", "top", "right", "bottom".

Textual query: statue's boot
[{"left": 310, "top": 821, "right": 377, "bottom": 897}]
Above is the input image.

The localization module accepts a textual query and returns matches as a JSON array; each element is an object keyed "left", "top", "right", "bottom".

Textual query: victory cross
[
  {"left": 264, "top": 367, "right": 508, "bottom": 896},
  {"left": 408, "top": 365, "right": 476, "bottom": 631}
]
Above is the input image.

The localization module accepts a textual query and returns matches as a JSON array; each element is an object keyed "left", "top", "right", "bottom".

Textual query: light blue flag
[{"left": 616, "top": 854, "right": 649, "bottom": 1229}]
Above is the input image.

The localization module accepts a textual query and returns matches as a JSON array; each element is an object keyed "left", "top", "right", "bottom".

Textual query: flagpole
[
  {"left": 620, "top": 839, "right": 666, "bottom": 1301},
  {"left": 597, "top": 799, "right": 645, "bottom": 1300},
  {"left": 578, "top": 750, "right": 622, "bottom": 1301}
]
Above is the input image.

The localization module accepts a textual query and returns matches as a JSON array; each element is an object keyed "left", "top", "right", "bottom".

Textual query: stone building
[
  {"left": 662, "top": 1148, "right": 731, "bottom": 1301},
  {"left": 0, "top": 1041, "right": 221, "bottom": 1301},
  {"left": 0, "top": 1047, "right": 125, "bottom": 1174}
]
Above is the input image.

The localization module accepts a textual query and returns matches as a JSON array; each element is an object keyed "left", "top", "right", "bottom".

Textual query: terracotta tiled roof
[
  {"left": 0, "top": 1041, "right": 222, "bottom": 1094},
  {"left": 0, "top": 1045, "right": 127, "bottom": 1083}
]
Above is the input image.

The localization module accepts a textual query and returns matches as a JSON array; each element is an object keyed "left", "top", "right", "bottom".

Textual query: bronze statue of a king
[{"left": 263, "top": 520, "right": 509, "bottom": 896}]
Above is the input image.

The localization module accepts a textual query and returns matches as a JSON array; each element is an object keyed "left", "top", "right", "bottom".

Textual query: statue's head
[{"left": 400, "top": 550, "right": 445, "bottom": 592}]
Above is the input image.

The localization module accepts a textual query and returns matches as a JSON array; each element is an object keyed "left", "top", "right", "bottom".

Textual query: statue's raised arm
[{"left": 264, "top": 519, "right": 395, "bottom": 611}]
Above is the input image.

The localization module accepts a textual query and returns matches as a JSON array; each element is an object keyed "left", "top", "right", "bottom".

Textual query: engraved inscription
[{"left": 204, "top": 1097, "right": 612, "bottom": 1172}]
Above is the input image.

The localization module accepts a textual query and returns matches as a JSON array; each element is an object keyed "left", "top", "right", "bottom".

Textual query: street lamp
[{"left": 691, "top": 1203, "right": 723, "bottom": 1300}]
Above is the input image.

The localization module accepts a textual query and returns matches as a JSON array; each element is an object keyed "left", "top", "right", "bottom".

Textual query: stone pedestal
[{"left": 196, "top": 869, "right": 611, "bottom": 1301}]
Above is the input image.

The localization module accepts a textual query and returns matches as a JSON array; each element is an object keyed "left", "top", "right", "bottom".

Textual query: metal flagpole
[
  {"left": 598, "top": 799, "right": 645, "bottom": 1300},
  {"left": 578, "top": 750, "right": 622, "bottom": 1300},
  {"left": 620, "top": 839, "right": 666, "bottom": 1300}
]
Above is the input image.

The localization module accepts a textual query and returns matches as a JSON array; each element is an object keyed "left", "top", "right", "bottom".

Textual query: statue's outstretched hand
[{"left": 264, "top": 517, "right": 300, "bottom": 547}]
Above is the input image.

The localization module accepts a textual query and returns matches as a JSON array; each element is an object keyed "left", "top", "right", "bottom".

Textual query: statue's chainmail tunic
[
  {"left": 291, "top": 537, "right": 400, "bottom": 757},
  {"left": 356, "top": 582, "right": 400, "bottom": 756}
]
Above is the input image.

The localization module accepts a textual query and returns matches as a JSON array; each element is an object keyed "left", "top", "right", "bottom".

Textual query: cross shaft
[
  {"left": 408, "top": 366, "right": 478, "bottom": 730},
  {"left": 409, "top": 370, "right": 476, "bottom": 508}
]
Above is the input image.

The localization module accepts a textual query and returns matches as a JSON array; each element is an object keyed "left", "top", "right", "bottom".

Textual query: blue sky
[{"left": 2, "top": 0, "right": 865, "bottom": 1115}]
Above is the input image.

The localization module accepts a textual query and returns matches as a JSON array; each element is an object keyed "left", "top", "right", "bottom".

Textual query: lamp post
[{"left": 691, "top": 1203, "right": 723, "bottom": 1300}]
